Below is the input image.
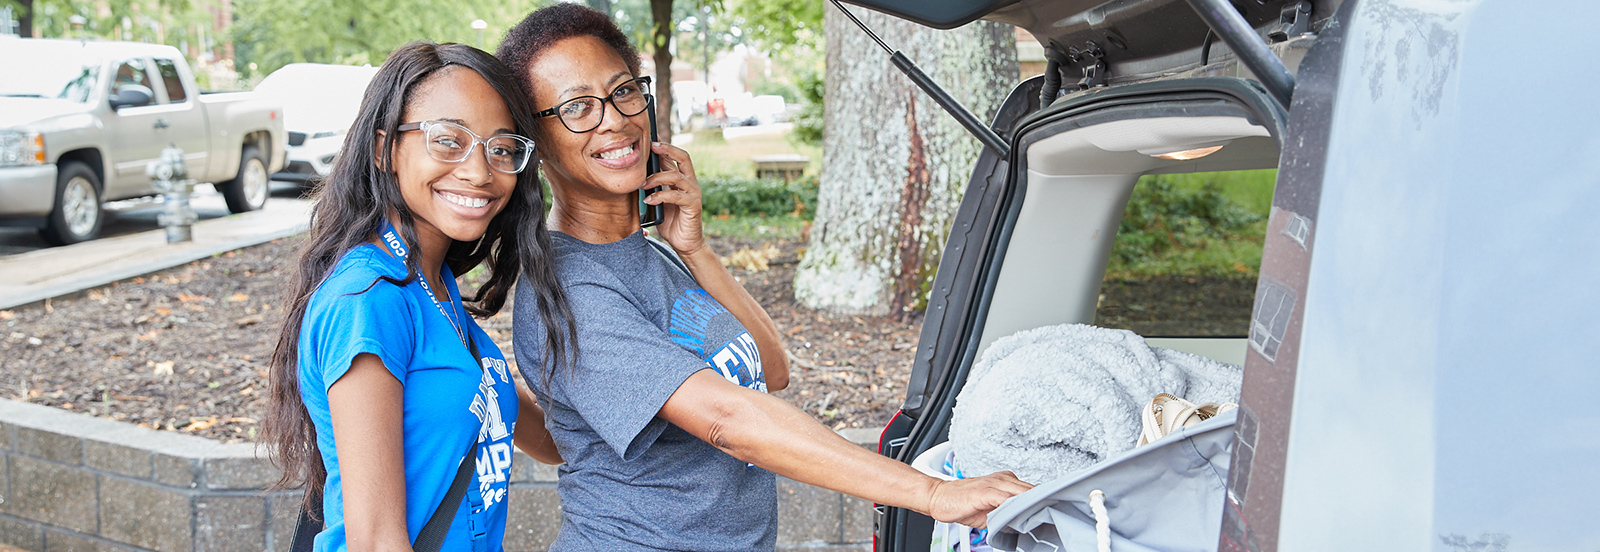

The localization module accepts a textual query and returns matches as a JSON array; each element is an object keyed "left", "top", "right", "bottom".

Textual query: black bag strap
[
  {"left": 290, "top": 441, "right": 479, "bottom": 552},
  {"left": 413, "top": 440, "right": 480, "bottom": 552},
  {"left": 289, "top": 495, "right": 321, "bottom": 552},
  {"left": 645, "top": 236, "right": 692, "bottom": 276}
]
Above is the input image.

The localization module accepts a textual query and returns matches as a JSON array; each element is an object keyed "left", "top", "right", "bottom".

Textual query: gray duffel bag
[{"left": 986, "top": 410, "right": 1236, "bottom": 552}]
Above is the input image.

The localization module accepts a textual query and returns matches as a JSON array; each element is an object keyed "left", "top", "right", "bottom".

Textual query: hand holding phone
[{"left": 639, "top": 94, "right": 664, "bottom": 228}]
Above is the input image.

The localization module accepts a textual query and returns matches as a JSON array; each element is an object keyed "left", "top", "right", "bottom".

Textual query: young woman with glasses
[
  {"left": 496, "top": 6, "right": 1031, "bottom": 551},
  {"left": 262, "top": 42, "right": 575, "bottom": 552}
]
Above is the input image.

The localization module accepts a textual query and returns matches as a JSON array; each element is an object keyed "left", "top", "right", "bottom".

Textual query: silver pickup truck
[{"left": 0, "top": 37, "right": 286, "bottom": 244}]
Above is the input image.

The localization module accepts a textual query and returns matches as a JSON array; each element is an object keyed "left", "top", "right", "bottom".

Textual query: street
[{"left": 0, "top": 182, "right": 308, "bottom": 258}]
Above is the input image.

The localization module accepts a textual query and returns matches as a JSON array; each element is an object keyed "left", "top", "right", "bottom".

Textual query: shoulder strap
[
  {"left": 414, "top": 440, "right": 480, "bottom": 552},
  {"left": 289, "top": 440, "right": 479, "bottom": 552},
  {"left": 645, "top": 236, "right": 693, "bottom": 276},
  {"left": 289, "top": 493, "right": 323, "bottom": 552}
]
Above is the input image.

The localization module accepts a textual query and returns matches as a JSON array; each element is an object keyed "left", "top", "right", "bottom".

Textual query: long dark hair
[{"left": 262, "top": 42, "right": 576, "bottom": 510}]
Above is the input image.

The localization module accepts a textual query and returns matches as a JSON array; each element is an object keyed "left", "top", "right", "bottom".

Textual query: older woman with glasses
[
  {"left": 262, "top": 42, "right": 573, "bottom": 552},
  {"left": 497, "top": 6, "right": 1030, "bottom": 552}
]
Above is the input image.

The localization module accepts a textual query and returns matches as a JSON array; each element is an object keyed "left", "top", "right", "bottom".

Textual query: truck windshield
[{"left": 0, "top": 49, "right": 101, "bottom": 103}]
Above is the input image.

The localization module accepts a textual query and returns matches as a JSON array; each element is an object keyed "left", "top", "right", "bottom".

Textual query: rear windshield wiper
[{"left": 830, "top": 0, "right": 1011, "bottom": 159}]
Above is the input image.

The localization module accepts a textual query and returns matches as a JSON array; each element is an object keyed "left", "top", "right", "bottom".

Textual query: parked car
[
  {"left": 0, "top": 37, "right": 286, "bottom": 244},
  {"left": 671, "top": 80, "right": 711, "bottom": 132},
  {"left": 839, "top": 0, "right": 1600, "bottom": 550},
  {"left": 253, "top": 63, "right": 379, "bottom": 188}
]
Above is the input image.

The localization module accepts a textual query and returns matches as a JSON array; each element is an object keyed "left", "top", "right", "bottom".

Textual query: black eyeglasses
[
  {"left": 397, "top": 120, "right": 535, "bottom": 174},
  {"left": 535, "top": 76, "right": 652, "bottom": 133}
]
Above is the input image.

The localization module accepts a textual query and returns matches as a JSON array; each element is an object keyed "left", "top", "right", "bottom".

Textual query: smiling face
[
  {"left": 390, "top": 67, "right": 519, "bottom": 250},
  {"left": 525, "top": 35, "right": 651, "bottom": 205}
]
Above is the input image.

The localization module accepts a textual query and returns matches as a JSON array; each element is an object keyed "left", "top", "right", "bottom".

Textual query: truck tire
[
  {"left": 221, "top": 145, "right": 269, "bottom": 214},
  {"left": 41, "top": 161, "right": 104, "bottom": 245}
]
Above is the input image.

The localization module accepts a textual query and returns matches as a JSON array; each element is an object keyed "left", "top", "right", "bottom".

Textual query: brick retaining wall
[{"left": 0, "top": 400, "right": 875, "bottom": 552}]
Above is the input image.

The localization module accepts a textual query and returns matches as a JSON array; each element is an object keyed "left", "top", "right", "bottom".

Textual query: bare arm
[
  {"left": 677, "top": 245, "right": 789, "bottom": 391},
  {"left": 660, "top": 370, "right": 1031, "bottom": 527},
  {"left": 512, "top": 378, "right": 564, "bottom": 465},
  {"left": 327, "top": 353, "right": 412, "bottom": 552},
  {"left": 644, "top": 141, "right": 789, "bottom": 391}
]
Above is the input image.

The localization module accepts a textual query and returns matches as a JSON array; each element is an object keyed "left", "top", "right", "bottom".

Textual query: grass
[
  {"left": 1106, "top": 169, "right": 1277, "bottom": 279},
  {"left": 1150, "top": 169, "right": 1277, "bottom": 214},
  {"left": 703, "top": 214, "right": 809, "bottom": 240},
  {"left": 679, "top": 127, "right": 823, "bottom": 178}
]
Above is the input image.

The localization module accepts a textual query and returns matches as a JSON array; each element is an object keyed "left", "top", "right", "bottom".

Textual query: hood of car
[
  {"left": 842, "top": 0, "right": 1334, "bottom": 84},
  {"left": 0, "top": 97, "right": 91, "bottom": 129}
]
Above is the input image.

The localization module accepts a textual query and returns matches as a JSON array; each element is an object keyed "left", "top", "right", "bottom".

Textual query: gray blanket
[{"left": 948, "top": 324, "right": 1243, "bottom": 484}]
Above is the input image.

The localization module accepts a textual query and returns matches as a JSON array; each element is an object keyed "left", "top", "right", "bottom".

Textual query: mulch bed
[{"left": 0, "top": 234, "right": 1254, "bottom": 444}]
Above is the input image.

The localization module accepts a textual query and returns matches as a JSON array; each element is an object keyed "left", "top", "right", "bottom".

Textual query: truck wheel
[
  {"left": 42, "top": 161, "right": 104, "bottom": 245},
  {"left": 221, "top": 145, "right": 269, "bottom": 214}
]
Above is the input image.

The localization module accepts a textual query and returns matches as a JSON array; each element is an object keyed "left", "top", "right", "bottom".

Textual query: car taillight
[{"left": 878, "top": 411, "right": 902, "bottom": 455}]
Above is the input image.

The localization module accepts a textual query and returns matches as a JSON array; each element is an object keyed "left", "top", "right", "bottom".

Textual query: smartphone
[{"left": 639, "top": 94, "right": 664, "bottom": 228}]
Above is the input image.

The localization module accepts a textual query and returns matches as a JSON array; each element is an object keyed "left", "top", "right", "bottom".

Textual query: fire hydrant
[{"left": 146, "top": 145, "right": 197, "bottom": 243}]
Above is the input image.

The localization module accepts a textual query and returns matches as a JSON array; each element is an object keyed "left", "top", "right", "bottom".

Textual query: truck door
[
  {"left": 105, "top": 56, "right": 171, "bottom": 200},
  {"left": 150, "top": 57, "right": 210, "bottom": 182}
]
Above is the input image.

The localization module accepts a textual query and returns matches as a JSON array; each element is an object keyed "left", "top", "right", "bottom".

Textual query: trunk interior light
[{"left": 1148, "top": 144, "right": 1225, "bottom": 160}]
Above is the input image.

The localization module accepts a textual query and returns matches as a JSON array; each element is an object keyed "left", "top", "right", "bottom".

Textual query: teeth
[
  {"left": 440, "top": 192, "right": 489, "bottom": 209},
  {"left": 597, "top": 145, "right": 634, "bottom": 160}
]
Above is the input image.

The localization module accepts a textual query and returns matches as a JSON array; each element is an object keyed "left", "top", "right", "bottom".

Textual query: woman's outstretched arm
[
  {"left": 643, "top": 141, "right": 790, "bottom": 391},
  {"left": 513, "top": 378, "right": 564, "bottom": 464},
  {"left": 660, "top": 370, "right": 1032, "bottom": 528},
  {"left": 327, "top": 353, "right": 412, "bottom": 552}
]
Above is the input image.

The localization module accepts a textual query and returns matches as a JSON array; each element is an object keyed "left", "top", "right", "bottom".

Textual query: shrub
[
  {"left": 700, "top": 175, "right": 820, "bottom": 220},
  {"left": 1109, "top": 176, "right": 1266, "bottom": 276},
  {"left": 790, "top": 70, "right": 824, "bottom": 147}
]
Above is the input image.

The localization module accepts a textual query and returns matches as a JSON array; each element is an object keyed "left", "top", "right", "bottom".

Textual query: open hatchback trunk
[{"left": 841, "top": 0, "right": 1600, "bottom": 550}]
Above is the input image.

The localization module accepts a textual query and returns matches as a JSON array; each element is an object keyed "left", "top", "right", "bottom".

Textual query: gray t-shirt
[{"left": 512, "top": 230, "right": 775, "bottom": 552}]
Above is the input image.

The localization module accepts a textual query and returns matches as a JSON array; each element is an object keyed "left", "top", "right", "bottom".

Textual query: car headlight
[{"left": 0, "top": 130, "right": 46, "bottom": 167}]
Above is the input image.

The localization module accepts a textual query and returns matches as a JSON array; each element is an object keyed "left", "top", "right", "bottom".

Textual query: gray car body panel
[{"left": 1272, "top": 0, "right": 1600, "bottom": 549}]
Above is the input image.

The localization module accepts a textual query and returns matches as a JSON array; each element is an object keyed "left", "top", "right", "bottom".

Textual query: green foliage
[
  {"left": 24, "top": 0, "right": 212, "bottom": 51},
  {"left": 607, "top": 0, "right": 723, "bottom": 68},
  {"left": 727, "top": 0, "right": 819, "bottom": 50},
  {"left": 748, "top": 77, "right": 798, "bottom": 102},
  {"left": 228, "top": 0, "right": 554, "bottom": 79},
  {"left": 700, "top": 175, "right": 819, "bottom": 220},
  {"left": 703, "top": 213, "right": 808, "bottom": 240},
  {"left": 1107, "top": 171, "right": 1274, "bottom": 278},
  {"left": 790, "top": 69, "right": 824, "bottom": 147}
]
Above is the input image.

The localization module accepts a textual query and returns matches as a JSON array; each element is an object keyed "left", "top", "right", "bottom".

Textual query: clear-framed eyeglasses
[
  {"left": 535, "top": 76, "right": 653, "bottom": 133},
  {"left": 396, "top": 120, "right": 535, "bottom": 174}
]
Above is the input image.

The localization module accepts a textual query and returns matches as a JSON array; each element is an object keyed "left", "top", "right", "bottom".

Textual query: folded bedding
[{"left": 948, "top": 323, "right": 1242, "bottom": 484}]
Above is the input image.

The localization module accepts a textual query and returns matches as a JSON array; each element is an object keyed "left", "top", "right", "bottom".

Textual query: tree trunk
[
  {"left": 18, "top": 0, "right": 33, "bottom": 37},
  {"left": 649, "top": 0, "right": 674, "bottom": 142},
  {"left": 794, "top": 8, "right": 1017, "bottom": 317}
]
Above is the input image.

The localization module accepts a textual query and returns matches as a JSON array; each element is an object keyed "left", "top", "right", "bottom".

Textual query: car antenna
[{"left": 828, "top": 0, "right": 1011, "bottom": 159}]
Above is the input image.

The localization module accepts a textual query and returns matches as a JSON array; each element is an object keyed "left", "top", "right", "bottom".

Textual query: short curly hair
[{"left": 497, "top": 4, "right": 643, "bottom": 109}]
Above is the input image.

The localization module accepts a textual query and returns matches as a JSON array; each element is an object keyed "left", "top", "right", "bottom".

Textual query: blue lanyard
[
  {"left": 378, "top": 219, "right": 470, "bottom": 350},
  {"left": 379, "top": 220, "right": 491, "bottom": 547}
]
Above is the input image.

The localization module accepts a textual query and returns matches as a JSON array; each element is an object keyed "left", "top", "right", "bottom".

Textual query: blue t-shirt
[
  {"left": 299, "top": 244, "right": 519, "bottom": 552},
  {"left": 512, "top": 231, "right": 775, "bottom": 552}
]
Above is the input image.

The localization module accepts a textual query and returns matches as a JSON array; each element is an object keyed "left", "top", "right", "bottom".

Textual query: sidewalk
[{"left": 0, "top": 198, "right": 312, "bottom": 311}]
